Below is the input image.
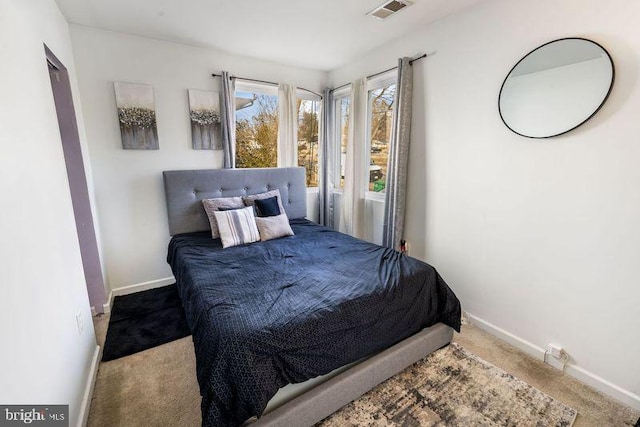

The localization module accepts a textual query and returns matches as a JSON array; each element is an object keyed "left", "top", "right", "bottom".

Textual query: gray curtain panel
[
  {"left": 220, "top": 71, "right": 236, "bottom": 169},
  {"left": 382, "top": 57, "right": 413, "bottom": 250},
  {"left": 318, "top": 88, "right": 335, "bottom": 227}
]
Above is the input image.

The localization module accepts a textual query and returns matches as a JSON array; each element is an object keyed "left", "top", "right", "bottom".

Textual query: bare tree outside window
[
  {"left": 234, "top": 88, "right": 321, "bottom": 188},
  {"left": 235, "top": 92, "right": 279, "bottom": 168},
  {"left": 297, "top": 99, "right": 320, "bottom": 187},
  {"left": 368, "top": 84, "right": 396, "bottom": 192},
  {"left": 338, "top": 97, "right": 350, "bottom": 189}
]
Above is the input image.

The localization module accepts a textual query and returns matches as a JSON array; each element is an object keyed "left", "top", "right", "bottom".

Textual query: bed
[{"left": 163, "top": 167, "right": 461, "bottom": 427}]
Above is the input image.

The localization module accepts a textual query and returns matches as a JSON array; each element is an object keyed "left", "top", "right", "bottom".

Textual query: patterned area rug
[{"left": 318, "top": 343, "right": 577, "bottom": 427}]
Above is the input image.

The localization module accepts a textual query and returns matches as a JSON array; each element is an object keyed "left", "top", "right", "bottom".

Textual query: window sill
[
  {"left": 329, "top": 189, "right": 385, "bottom": 202},
  {"left": 365, "top": 191, "right": 385, "bottom": 202}
]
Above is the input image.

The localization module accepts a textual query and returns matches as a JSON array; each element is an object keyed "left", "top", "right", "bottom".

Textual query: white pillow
[
  {"left": 213, "top": 206, "right": 261, "bottom": 248},
  {"left": 202, "top": 196, "right": 244, "bottom": 238},
  {"left": 255, "top": 213, "right": 294, "bottom": 241}
]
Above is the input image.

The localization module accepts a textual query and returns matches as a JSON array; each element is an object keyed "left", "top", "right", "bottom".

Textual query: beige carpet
[
  {"left": 318, "top": 343, "right": 576, "bottom": 426},
  {"left": 88, "top": 337, "right": 200, "bottom": 427},
  {"left": 88, "top": 315, "right": 640, "bottom": 426}
]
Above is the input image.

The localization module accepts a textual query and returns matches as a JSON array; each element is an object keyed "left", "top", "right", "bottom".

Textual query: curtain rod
[
  {"left": 331, "top": 53, "right": 427, "bottom": 93},
  {"left": 211, "top": 73, "right": 322, "bottom": 98}
]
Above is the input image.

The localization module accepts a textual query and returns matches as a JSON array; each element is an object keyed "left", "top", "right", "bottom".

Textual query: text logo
[{"left": 0, "top": 406, "right": 68, "bottom": 426}]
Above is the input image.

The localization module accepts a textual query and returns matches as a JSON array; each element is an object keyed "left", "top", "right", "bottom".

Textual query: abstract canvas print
[
  {"left": 188, "top": 89, "right": 222, "bottom": 150},
  {"left": 114, "top": 82, "right": 158, "bottom": 150}
]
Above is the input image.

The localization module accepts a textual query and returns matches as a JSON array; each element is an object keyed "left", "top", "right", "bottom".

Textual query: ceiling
[{"left": 55, "top": 0, "right": 483, "bottom": 71}]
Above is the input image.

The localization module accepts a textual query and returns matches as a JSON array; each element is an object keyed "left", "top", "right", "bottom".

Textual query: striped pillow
[
  {"left": 213, "top": 206, "right": 260, "bottom": 248},
  {"left": 201, "top": 196, "right": 245, "bottom": 239}
]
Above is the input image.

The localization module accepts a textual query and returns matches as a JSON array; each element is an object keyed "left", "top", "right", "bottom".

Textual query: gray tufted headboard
[{"left": 162, "top": 167, "right": 307, "bottom": 235}]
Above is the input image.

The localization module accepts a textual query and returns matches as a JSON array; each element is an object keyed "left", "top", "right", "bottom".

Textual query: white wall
[
  {"left": 330, "top": 0, "right": 640, "bottom": 409},
  {"left": 364, "top": 198, "right": 384, "bottom": 245},
  {"left": 70, "top": 26, "right": 327, "bottom": 293},
  {"left": 0, "top": 1, "right": 98, "bottom": 425}
]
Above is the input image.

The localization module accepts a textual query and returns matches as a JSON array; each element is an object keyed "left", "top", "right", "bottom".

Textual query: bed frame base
[{"left": 246, "top": 323, "right": 453, "bottom": 427}]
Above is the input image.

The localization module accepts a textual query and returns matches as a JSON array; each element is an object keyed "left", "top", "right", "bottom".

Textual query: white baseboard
[
  {"left": 112, "top": 276, "right": 175, "bottom": 297},
  {"left": 466, "top": 313, "right": 546, "bottom": 360},
  {"left": 564, "top": 363, "right": 640, "bottom": 412},
  {"left": 466, "top": 313, "right": 640, "bottom": 411},
  {"left": 102, "top": 277, "right": 175, "bottom": 313},
  {"left": 77, "top": 345, "right": 101, "bottom": 427}
]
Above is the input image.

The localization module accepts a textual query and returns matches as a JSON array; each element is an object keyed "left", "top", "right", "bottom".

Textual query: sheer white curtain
[
  {"left": 340, "top": 78, "right": 367, "bottom": 239},
  {"left": 277, "top": 84, "right": 298, "bottom": 167},
  {"left": 220, "top": 71, "right": 236, "bottom": 168}
]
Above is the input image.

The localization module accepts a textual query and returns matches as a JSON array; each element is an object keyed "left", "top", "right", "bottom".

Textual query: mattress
[{"left": 167, "top": 219, "right": 461, "bottom": 427}]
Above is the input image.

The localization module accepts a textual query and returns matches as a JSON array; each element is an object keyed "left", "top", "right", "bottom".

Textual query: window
[
  {"left": 234, "top": 82, "right": 322, "bottom": 184},
  {"left": 297, "top": 97, "right": 320, "bottom": 187},
  {"left": 367, "top": 79, "right": 396, "bottom": 192},
  {"left": 235, "top": 82, "right": 279, "bottom": 168},
  {"left": 334, "top": 91, "right": 350, "bottom": 189}
]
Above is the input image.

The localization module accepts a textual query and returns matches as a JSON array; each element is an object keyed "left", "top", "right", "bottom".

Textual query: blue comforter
[{"left": 167, "top": 219, "right": 461, "bottom": 426}]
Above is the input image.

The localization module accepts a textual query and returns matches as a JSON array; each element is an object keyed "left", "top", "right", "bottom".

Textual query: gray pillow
[
  {"left": 202, "top": 196, "right": 244, "bottom": 238},
  {"left": 214, "top": 207, "right": 261, "bottom": 248},
  {"left": 255, "top": 213, "right": 294, "bottom": 241},
  {"left": 243, "top": 190, "right": 285, "bottom": 217}
]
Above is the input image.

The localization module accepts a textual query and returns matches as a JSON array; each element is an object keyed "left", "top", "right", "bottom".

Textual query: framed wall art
[
  {"left": 114, "top": 82, "right": 158, "bottom": 150},
  {"left": 188, "top": 89, "right": 222, "bottom": 150}
]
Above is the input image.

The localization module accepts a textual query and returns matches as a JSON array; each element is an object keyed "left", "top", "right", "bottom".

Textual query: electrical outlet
[
  {"left": 75, "top": 310, "right": 83, "bottom": 335},
  {"left": 545, "top": 343, "right": 569, "bottom": 371},
  {"left": 548, "top": 344, "right": 563, "bottom": 359}
]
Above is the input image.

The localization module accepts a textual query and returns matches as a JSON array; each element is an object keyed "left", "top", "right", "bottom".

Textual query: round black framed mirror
[{"left": 498, "top": 38, "right": 614, "bottom": 139}]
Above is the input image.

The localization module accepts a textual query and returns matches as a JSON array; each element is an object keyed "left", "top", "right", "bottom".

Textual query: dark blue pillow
[{"left": 254, "top": 196, "right": 281, "bottom": 217}]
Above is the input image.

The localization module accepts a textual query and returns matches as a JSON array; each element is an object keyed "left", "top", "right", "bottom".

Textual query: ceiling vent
[{"left": 367, "top": 0, "right": 413, "bottom": 20}]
